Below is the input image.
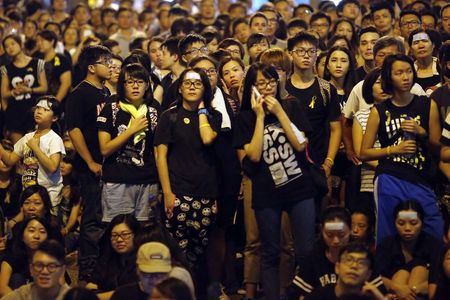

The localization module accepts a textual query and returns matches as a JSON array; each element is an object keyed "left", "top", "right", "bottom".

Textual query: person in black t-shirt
[
  {"left": 234, "top": 63, "right": 314, "bottom": 300},
  {"left": 65, "top": 45, "right": 112, "bottom": 281},
  {"left": 375, "top": 201, "right": 444, "bottom": 300},
  {"left": 154, "top": 68, "right": 221, "bottom": 272},
  {"left": 36, "top": 30, "right": 72, "bottom": 102},
  {"left": 97, "top": 63, "right": 160, "bottom": 223},
  {"left": 286, "top": 32, "right": 342, "bottom": 182},
  {"left": 360, "top": 54, "right": 444, "bottom": 244},
  {"left": 0, "top": 34, "right": 48, "bottom": 144},
  {"left": 305, "top": 243, "right": 385, "bottom": 300}
]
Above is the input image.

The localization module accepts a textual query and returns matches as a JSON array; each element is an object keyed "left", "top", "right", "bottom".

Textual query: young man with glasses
[
  {"left": 2, "top": 240, "right": 69, "bottom": 300},
  {"left": 399, "top": 10, "right": 422, "bottom": 52},
  {"left": 65, "top": 45, "right": 112, "bottom": 282},
  {"left": 179, "top": 34, "right": 209, "bottom": 65},
  {"left": 286, "top": 32, "right": 342, "bottom": 181},
  {"left": 309, "top": 12, "right": 331, "bottom": 44},
  {"left": 304, "top": 243, "right": 385, "bottom": 300},
  {"left": 260, "top": 7, "right": 287, "bottom": 49}
]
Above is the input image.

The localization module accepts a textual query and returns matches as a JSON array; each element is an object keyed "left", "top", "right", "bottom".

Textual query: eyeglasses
[
  {"left": 400, "top": 20, "right": 421, "bottom": 28},
  {"left": 185, "top": 47, "right": 208, "bottom": 56},
  {"left": 226, "top": 49, "right": 241, "bottom": 56},
  {"left": 125, "top": 79, "right": 146, "bottom": 87},
  {"left": 94, "top": 59, "right": 112, "bottom": 67},
  {"left": 30, "top": 262, "right": 62, "bottom": 273},
  {"left": 181, "top": 80, "right": 203, "bottom": 89},
  {"left": 111, "top": 231, "right": 133, "bottom": 241},
  {"left": 110, "top": 64, "right": 121, "bottom": 71},
  {"left": 311, "top": 23, "right": 329, "bottom": 29},
  {"left": 255, "top": 79, "right": 277, "bottom": 89},
  {"left": 202, "top": 68, "right": 217, "bottom": 76},
  {"left": 341, "top": 256, "right": 369, "bottom": 268},
  {"left": 291, "top": 48, "right": 317, "bottom": 57}
]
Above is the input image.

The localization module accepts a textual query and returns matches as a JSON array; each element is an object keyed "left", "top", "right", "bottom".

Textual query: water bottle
[{"left": 403, "top": 116, "right": 416, "bottom": 159}]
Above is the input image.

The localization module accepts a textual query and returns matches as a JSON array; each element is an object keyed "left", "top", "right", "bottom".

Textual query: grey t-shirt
[{"left": 1, "top": 283, "right": 70, "bottom": 300}]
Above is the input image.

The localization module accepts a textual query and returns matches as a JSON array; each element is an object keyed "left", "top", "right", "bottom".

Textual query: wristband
[
  {"left": 199, "top": 123, "right": 211, "bottom": 129},
  {"left": 325, "top": 157, "right": 334, "bottom": 166},
  {"left": 198, "top": 108, "right": 209, "bottom": 116}
]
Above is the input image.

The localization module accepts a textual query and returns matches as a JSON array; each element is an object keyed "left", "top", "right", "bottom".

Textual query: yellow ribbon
[{"left": 119, "top": 101, "right": 148, "bottom": 144}]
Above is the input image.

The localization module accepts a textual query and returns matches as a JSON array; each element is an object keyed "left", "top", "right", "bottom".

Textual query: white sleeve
[
  {"left": 47, "top": 134, "right": 66, "bottom": 156},
  {"left": 13, "top": 135, "right": 28, "bottom": 158},
  {"left": 411, "top": 83, "right": 427, "bottom": 97},
  {"left": 343, "top": 82, "right": 362, "bottom": 119}
]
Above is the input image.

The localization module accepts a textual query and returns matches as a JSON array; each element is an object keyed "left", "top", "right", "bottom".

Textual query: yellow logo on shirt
[
  {"left": 183, "top": 118, "right": 190, "bottom": 124},
  {"left": 309, "top": 96, "right": 317, "bottom": 109}
]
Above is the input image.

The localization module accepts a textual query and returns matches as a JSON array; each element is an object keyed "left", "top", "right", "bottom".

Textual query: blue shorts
[{"left": 101, "top": 182, "right": 159, "bottom": 222}]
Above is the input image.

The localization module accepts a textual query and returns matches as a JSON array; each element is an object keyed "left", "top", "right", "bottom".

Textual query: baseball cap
[{"left": 136, "top": 242, "right": 172, "bottom": 273}]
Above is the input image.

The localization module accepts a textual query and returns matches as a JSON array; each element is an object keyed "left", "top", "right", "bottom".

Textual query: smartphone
[{"left": 252, "top": 86, "right": 261, "bottom": 100}]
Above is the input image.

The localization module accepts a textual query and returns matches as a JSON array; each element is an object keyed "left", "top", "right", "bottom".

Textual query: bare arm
[
  {"left": 1, "top": 73, "right": 13, "bottom": 108},
  {"left": 322, "top": 120, "right": 342, "bottom": 177},
  {"left": 155, "top": 144, "right": 176, "bottom": 215},
  {"left": 153, "top": 84, "right": 163, "bottom": 105},
  {"left": 0, "top": 261, "right": 13, "bottom": 297},
  {"left": 33, "top": 66, "right": 48, "bottom": 94},
  {"left": 352, "top": 119, "right": 377, "bottom": 169},
  {"left": 198, "top": 113, "right": 218, "bottom": 146},
  {"left": 0, "top": 145, "right": 20, "bottom": 167},
  {"left": 342, "top": 115, "right": 361, "bottom": 165},
  {"left": 55, "top": 71, "right": 72, "bottom": 102},
  {"left": 62, "top": 202, "right": 81, "bottom": 234},
  {"left": 98, "top": 116, "right": 148, "bottom": 157},
  {"left": 27, "top": 135, "right": 61, "bottom": 174}
]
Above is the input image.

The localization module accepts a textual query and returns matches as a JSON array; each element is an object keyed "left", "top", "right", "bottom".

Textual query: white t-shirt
[
  {"left": 14, "top": 130, "right": 65, "bottom": 206},
  {"left": 343, "top": 81, "right": 427, "bottom": 120}
]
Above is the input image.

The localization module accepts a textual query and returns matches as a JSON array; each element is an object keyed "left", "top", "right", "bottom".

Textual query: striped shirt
[{"left": 354, "top": 109, "right": 380, "bottom": 192}]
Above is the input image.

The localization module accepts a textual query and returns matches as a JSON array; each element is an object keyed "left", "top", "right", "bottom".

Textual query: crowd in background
[{"left": 0, "top": 0, "right": 449, "bottom": 300}]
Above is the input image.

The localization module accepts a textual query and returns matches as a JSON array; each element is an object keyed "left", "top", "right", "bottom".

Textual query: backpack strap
[
  {"left": 317, "top": 77, "right": 331, "bottom": 106},
  {"left": 111, "top": 102, "right": 120, "bottom": 127}
]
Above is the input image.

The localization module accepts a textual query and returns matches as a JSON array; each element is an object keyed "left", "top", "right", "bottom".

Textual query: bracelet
[
  {"left": 199, "top": 123, "right": 211, "bottom": 129},
  {"left": 387, "top": 146, "right": 391, "bottom": 156},
  {"left": 198, "top": 108, "right": 209, "bottom": 116},
  {"left": 325, "top": 157, "right": 334, "bottom": 166}
]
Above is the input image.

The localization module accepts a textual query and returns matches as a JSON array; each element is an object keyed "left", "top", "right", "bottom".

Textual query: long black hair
[
  {"left": 323, "top": 46, "right": 357, "bottom": 97},
  {"left": 241, "top": 62, "right": 281, "bottom": 111},
  {"left": 175, "top": 68, "right": 213, "bottom": 110},
  {"left": 116, "top": 63, "right": 151, "bottom": 104}
]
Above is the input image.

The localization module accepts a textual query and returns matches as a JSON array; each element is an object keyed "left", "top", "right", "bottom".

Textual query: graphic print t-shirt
[
  {"left": 375, "top": 96, "right": 432, "bottom": 186},
  {"left": 13, "top": 130, "right": 65, "bottom": 206},
  {"left": 234, "top": 99, "right": 315, "bottom": 208},
  {"left": 97, "top": 101, "right": 160, "bottom": 184}
]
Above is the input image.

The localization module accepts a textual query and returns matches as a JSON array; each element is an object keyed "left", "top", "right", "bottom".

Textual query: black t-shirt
[
  {"left": 4, "top": 249, "right": 32, "bottom": 284},
  {"left": 0, "top": 175, "right": 22, "bottom": 218},
  {"left": 375, "top": 232, "right": 443, "bottom": 282},
  {"left": 110, "top": 282, "right": 148, "bottom": 300},
  {"left": 375, "top": 96, "right": 433, "bottom": 186},
  {"left": 416, "top": 75, "right": 440, "bottom": 93},
  {"left": 304, "top": 285, "right": 338, "bottom": 300},
  {"left": 154, "top": 106, "right": 222, "bottom": 198},
  {"left": 430, "top": 84, "right": 450, "bottom": 124},
  {"left": 234, "top": 99, "right": 315, "bottom": 208},
  {"left": 44, "top": 53, "right": 72, "bottom": 97},
  {"left": 286, "top": 78, "right": 341, "bottom": 163},
  {"left": 97, "top": 101, "right": 160, "bottom": 184},
  {"left": 65, "top": 81, "right": 110, "bottom": 173},
  {"left": 160, "top": 74, "right": 178, "bottom": 112},
  {"left": 355, "top": 66, "right": 367, "bottom": 83}
]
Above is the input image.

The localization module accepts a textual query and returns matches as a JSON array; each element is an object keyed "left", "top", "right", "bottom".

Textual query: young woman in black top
[
  {"left": 234, "top": 62, "right": 314, "bottom": 300},
  {"left": 0, "top": 34, "right": 48, "bottom": 143},
  {"left": 375, "top": 200, "right": 443, "bottom": 299},
  {"left": 154, "top": 68, "right": 221, "bottom": 271},
  {"left": 360, "top": 54, "right": 443, "bottom": 244}
]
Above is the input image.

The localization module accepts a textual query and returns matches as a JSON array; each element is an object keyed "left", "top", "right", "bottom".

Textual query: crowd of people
[{"left": 0, "top": 0, "right": 449, "bottom": 299}]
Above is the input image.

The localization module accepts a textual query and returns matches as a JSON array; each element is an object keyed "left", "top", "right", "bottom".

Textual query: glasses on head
[
  {"left": 400, "top": 20, "right": 421, "bottom": 28},
  {"left": 185, "top": 47, "right": 209, "bottom": 56},
  {"left": 125, "top": 79, "right": 146, "bottom": 87},
  {"left": 341, "top": 256, "right": 369, "bottom": 268},
  {"left": 30, "top": 262, "right": 62, "bottom": 273},
  {"left": 255, "top": 79, "right": 278, "bottom": 89},
  {"left": 291, "top": 48, "right": 317, "bottom": 57},
  {"left": 181, "top": 80, "right": 203, "bottom": 89},
  {"left": 111, "top": 231, "right": 133, "bottom": 241}
]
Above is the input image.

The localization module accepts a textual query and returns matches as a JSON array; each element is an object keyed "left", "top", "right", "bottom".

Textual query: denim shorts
[{"left": 101, "top": 182, "right": 159, "bottom": 222}]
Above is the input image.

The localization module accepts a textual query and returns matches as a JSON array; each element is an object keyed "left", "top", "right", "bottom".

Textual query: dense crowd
[{"left": 0, "top": 0, "right": 449, "bottom": 300}]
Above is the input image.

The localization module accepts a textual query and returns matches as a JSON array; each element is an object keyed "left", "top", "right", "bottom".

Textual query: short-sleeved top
[
  {"left": 97, "top": 101, "right": 160, "bottom": 184},
  {"left": 375, "top": 232, "right": 443, "bottom": 282},
  {"left": 65, "top": 81, "right": 110, "bottom": 173},
  {"left": 0, "top": 175, "right": 22, "bottom": 218},
  {"left": 374, "top": 96, "right": 432, "bottom": 186},
  {"left": 13, "top": 130, "right": 65, "bottom": 206},
  {"left": 153, "top": 106, "right": 222, "bottom": 198},
  {"left": 440, "top": 113, "right": 450, "bottom": 146},
  {"left": 234, "top": 99, "right": 315, "bottom": 208},
  {"left": 44, "top": 53, "right": 72, "bottom": 97},
  {"left": 286, "top": 78, "right": 341, "bottom": 163},
  {"left": 0, "top": 283, "right": 70, "bottom": 300},
  {"left": 304, "top": 285, "right": 338, "bottom": 300},
  {"left": 110, "top": 282, "right": 148, "bottom": 300},
  {"left": 160, "top": 74, "right": 179, "bottom": 112},
  {"left": 290, "top": 243, "right": 385, "bottom": 298},
  {"left": 3, "top": 250, "right": 32, "bottom": 284}
]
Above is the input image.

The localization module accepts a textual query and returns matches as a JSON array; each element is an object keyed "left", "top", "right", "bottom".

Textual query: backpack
[{"left": 317, "top": 76, "right": 331, "bottom": 106}]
